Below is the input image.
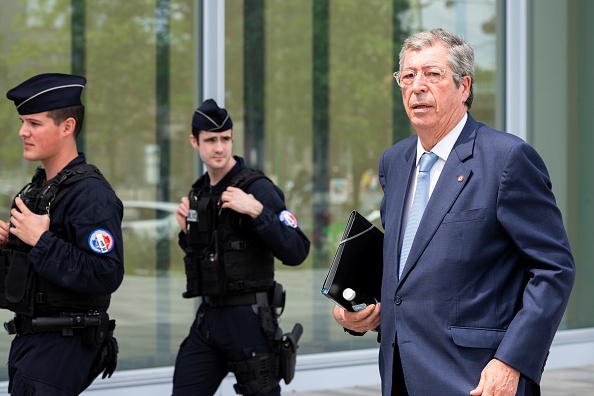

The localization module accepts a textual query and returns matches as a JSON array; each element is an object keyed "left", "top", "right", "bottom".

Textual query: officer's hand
[
  {"left": 176, "top": 196, "right": 190, "bottom": 232},
  {"left": 220, "top": 186, "right": 263, "bottom": 218},
  {"left": 9, "top": 197, "right": 49, "bottom": 247},
  {"left": 333, "top": 303, "right": 381, "bottom": 333},
  {"left": 0, "top": 219, "right": 10, "bottom": 248}
]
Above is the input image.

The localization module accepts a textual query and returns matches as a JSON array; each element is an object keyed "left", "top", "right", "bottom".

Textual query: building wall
[{"left": 0, "top": 0, "right": 592, "bottom": 393}]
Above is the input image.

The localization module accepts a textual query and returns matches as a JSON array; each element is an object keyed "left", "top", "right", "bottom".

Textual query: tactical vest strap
[
  {"left": 203, "top": 290, "right": 271, "bottom": 307},
  {"left": 228, "top": 168, "right": 271, "bottom": 190},
  {"left": 43, "top": 164, "right": 109, "bottom": 216},
  {"left": 34, "top": 283, "right": 111, "bottom": 312},
  {"left": 226, "top": 279, "right": 275, "bottom": 293},
  {"left": 188, "top": 168, "right": 270, "bottom": 191},
  {"left": 227, "top": 241, "right": 248, "bottom": 251}
]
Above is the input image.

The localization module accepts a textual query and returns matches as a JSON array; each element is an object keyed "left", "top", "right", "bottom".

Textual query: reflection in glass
[{"left": 0, "top": 0, "right": 506, "bottom": 380}]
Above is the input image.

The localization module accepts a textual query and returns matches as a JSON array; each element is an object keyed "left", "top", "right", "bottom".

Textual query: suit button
[{"left": 394, "top": 296, "right": 402, "bottom": 305}]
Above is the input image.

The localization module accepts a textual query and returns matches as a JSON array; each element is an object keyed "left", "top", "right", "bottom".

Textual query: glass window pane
[
  {"left": 224, "top": 0, "right": 501, "bottom": 354},
  {"left": 0, "top": 0, "right": 78, "bottom": 379},
  {"left": 0, "top": 0, "right": 511, "bottom": 382},
  {"left": 0, "top": 0, "right": 200, "bottom": 379},
  {"left": 530, "top": 0, "right": 594, "bottom": 330},
  {"left": 82, "top": 0, "right": 198, "bottom": 372}
]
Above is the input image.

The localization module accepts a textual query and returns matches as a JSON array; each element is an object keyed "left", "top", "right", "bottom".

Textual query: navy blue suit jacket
[{"left": 377, "top": 113, "right": 575, "bottom": 395}]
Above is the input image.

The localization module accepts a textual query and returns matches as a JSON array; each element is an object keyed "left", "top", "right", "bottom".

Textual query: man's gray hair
[{"left": 399, "top": 28, "right": 475, "bottom": 109}]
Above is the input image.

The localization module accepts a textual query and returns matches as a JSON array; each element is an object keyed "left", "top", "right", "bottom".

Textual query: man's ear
[
  {"left": 460, "top": 75, "right": 472, "bottom": 101},
  {"left": 62, "top": 117, "right": 76, "bottom": 137},
  {"left": 189, "top": 134, "right": 199, "bottom": 149}
]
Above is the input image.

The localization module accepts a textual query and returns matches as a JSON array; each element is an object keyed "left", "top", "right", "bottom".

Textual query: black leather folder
[{"left": 321, "top": 210, "right": 383, "bottom": 311}]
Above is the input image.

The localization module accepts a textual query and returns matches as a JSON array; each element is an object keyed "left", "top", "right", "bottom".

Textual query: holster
[
  {"left": 228, "top": 353, "right": 279, "bottom": 395},
  {"left": 90, "top": 316, "right": 119, "bottom": 380},
  {"left": 83, "top": 310, "right": 109, "bottom": 347},
  {"left": 254, "top": 284, "right": 302, "bottom": 386},
  {"left": 278, "top": 323, "right": 303, "bottom": 385}
]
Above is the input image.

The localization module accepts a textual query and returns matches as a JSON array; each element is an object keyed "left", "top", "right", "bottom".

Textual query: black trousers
[
  {"left": 9, "top": 332, "right": 101, "bottom": 395},
  {"left": 392, "top": 344, "right": 409, "bottom": 396},
  {"left": 172, "top": 304, "right": 280, "bottom": 396}
]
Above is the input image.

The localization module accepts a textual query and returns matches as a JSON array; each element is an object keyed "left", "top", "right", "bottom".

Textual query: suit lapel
[{"left": 399, "top": 115, "right": 478, "bottom": 281}]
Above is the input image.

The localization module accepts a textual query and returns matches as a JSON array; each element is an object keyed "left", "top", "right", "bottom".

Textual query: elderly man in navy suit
[{"left": 333, "top": 28, "right": 575, "bottom": 396}]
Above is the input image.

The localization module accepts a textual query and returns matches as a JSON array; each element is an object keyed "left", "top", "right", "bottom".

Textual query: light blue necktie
[{"left": 399, "top": 152, "right": 438, "bottom": 279}]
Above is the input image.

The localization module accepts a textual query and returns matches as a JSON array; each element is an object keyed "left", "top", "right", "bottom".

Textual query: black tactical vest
[
  {"left": 183, "top": 168, "right": 276, "bottom": 298},
  {"left": 0, "top": 164, "right": 113, "bottom": 315}
]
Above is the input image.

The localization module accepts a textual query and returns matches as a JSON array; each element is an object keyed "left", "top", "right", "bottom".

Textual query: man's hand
[
  {"left": 220, "top": 186, "right": 263, "bottom": 218},
  {"left": 469, "top": 358, "right": 520, "bottom": 396},
  {"left": 0, "top": 219, "right": 10, "bottom": 248},
  {"left": 333, "top": 302, "right": 381, "bottom": 333},
  {"left": 9, "top": 196, "right": 50, "bottom": 247},
  {"left": 176, "top": 196, "right": 190, "bottom": 232}
]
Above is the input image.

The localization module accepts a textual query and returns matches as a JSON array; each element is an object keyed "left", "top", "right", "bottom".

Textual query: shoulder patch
[
  {"left": 278, "top": 210, "right": 298, "bottom": 228},
  {"left": 88, "top": 229, "right": 115, "bottom": 254}
]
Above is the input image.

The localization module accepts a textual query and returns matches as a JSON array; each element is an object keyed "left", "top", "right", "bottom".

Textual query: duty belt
[
  {"left": 4, "top": 311, "right": 102, "bottom": 336},
  {"left": 204, "top": 291, "right": 270, "bottom": 307}
]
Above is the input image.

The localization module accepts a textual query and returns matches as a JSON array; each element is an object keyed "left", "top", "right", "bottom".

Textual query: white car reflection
[{"left": 122, "top": 200, "right": 180, "bottom": 240}]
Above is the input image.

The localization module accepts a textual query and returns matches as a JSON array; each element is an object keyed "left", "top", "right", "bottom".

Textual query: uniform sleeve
[
  {"left": 248, "top": 179, "right": 310, "bottom": 266},
  {"left": 28, "top": 178, "right": 124, "bottom": 295},
  {"left": 494, "top": 141, "right": 575, "bottom": 382}
]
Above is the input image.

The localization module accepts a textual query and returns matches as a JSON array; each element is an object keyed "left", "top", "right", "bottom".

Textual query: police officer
[
  {"left": 0, "top": 73, "right": 123, "bottom": 394},
  {"left": 172, "top": 99, "right": 310, "bottom": 396}
]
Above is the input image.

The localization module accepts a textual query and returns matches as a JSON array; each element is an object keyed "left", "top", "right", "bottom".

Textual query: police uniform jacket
[{"left": 28, "top": 153, "right": 124, "bottom": 304}]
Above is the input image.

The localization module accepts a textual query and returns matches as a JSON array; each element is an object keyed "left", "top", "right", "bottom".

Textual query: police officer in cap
[
  {"left": 0, "top": 73, "right": 123, "bottom": 394},
  {"left": 172, "top": 99, "right": 310, "bottom": 395}
]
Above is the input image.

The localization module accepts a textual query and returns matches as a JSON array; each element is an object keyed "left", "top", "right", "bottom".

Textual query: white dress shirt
[{"left": 400, "top": 113, "right": 468, "bottom": 232}]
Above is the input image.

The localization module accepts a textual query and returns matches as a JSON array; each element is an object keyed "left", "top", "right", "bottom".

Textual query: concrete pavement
[{"left": 288, "top": 364, "right": 594, "bottom": 395}]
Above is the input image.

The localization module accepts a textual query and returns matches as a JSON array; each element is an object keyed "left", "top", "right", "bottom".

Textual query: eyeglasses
[{"left": 393, "top": 68, "right": 460, "bottom": 87}]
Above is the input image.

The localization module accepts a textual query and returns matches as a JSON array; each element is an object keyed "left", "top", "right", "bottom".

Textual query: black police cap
[
  {"left": 192, "top": 99, "right": 233, "bottom": 132},
  {"left": 6, "top": 73, "right": 86, "bottom": 115}
]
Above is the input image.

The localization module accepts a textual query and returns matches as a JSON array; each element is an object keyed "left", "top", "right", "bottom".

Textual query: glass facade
[
  {"left": 0, "top": 0, "right": 590, "bottom": 383},
  {"left": 529, "top": 0, "right": 594, "bottom": 330}
]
